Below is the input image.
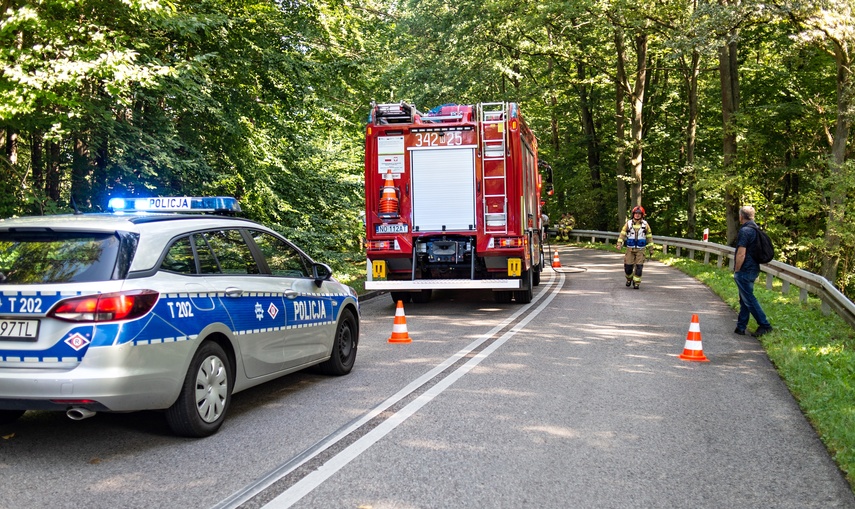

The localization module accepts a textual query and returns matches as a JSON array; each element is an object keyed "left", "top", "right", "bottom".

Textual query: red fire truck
[{"left": 363, "top": 101, "right": 550, "bottom": 304}]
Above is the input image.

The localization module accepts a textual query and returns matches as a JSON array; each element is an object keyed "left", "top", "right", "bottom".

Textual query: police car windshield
[{"left": 0, "top": 232, "right": 122, "bottom": 284}]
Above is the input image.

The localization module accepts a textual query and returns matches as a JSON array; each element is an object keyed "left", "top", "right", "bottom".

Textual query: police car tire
[
  {"left": 166, "top": 341, "right": 232, "bottom": 438},
  {"left": 0, "top": 410, "right": 25, "bottom": 425},
  {"left": 318, "top": 309, "right": 358, "bottom": 376}
]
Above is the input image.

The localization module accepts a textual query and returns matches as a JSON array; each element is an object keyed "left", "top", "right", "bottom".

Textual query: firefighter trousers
[{"left": 623, "top": 248, "right": 645, "bottom": 284}]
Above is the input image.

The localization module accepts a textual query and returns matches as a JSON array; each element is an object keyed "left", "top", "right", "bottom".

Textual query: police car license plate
[
  {"left": 0, "top": 319, "right": 39, "bottom": 341},
  {"left": 375, "top": 224, "right": 408, "bottom": 234}
]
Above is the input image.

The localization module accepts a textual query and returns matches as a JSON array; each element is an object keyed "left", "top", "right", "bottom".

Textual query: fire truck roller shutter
[{"left": 410, "top": 147, "right": 476, "bottom": 232}]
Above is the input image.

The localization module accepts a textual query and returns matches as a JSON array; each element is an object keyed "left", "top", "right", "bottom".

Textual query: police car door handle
[
  {"left": 284, "top": 289, "right": 299, "bottom": 300},
  {"left": 225, "top": 287, "right": 243, "bottom": 297}
]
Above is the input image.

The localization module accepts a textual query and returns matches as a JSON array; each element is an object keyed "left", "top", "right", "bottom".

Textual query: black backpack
[{"left": 747, "top": 224, "right": 774, "bottom": 263}]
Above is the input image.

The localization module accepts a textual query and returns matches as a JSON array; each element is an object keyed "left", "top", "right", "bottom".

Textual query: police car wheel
[
  {"left": 0, "top": 410, "right": 25, "bottom": 425},
  {"left": 166, "top": 341, "right": 232, "bottom": 438},
  {"left": 318, "top": 309, "right": 358, "bottom": 376}
]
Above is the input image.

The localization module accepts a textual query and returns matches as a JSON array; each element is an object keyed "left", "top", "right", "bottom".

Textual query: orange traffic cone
[
  {"left": 387, "top": 300, "right": 412, "bottom": 343},
  {"left": 552, "top": 251, "right": 561, "bottom": 268},
  {"left": 379, "top": 170, "right": 399, "bottom": 218},
  {"left": 679, "top": 314, "right": 709, "bottom": 362}
]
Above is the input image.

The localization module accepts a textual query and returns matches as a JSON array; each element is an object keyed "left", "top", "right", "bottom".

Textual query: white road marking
[{"left": 261, "top": 272, "right": 565, "bottom": 508}]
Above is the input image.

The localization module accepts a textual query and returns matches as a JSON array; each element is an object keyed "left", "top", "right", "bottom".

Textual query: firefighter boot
[
  {"left": 624, "top": 264, "right": 634, "bottom": 287},
  {"left": 633, "top": 265, "right": 643, "bottom": 289}
]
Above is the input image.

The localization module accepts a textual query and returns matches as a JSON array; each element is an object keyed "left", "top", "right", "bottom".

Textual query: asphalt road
[{"left": 1, "top": 246, "right": 853, "bottom": 509}]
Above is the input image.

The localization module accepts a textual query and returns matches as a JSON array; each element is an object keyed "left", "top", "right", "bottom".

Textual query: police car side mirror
[{"left": 312, "top": 262, "right": 333, "bottom": 287}]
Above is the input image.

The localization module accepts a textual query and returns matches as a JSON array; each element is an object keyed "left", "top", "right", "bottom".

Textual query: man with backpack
[{"left": 734, "top": 205, "right": 773, "bottom": 337}]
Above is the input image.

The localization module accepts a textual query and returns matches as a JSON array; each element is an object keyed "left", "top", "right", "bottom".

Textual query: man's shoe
[
  {"left": 632, "top": 283, "right": 640, "bottom": 289},
  {"left": 734, "top": 327, "right": 746, "bottom": 335},
  {"left": 626, "top": 280, "right": 632, "bottom": 287},
  {"left": 752, "top": 326, "right": 773, "bottom": 337}
]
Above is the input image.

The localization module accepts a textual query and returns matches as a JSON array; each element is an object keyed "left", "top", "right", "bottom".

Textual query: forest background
[{"left": 2, "top": 0, "right": 855, "bottom": 294}]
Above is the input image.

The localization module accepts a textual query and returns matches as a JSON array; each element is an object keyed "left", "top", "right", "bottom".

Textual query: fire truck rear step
[{"left": 365, "top": 279, "right": 521, "bottom": 290}]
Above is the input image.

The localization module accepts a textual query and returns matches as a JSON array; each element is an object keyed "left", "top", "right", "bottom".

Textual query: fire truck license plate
[
  {"left": 0, "top": 319, "right": 39, "bottom": 341},
  {"left": 375, "top": 224, "right": 408, "bottom": 234}
]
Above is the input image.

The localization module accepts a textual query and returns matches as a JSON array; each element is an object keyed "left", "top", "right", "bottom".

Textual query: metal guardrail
[{"left": 561, "top": 229, "right": 855, "bottom": 329}]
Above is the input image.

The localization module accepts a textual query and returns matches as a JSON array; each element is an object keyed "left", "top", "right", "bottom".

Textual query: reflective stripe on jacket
[{"left": 624, "top": 219, "right": 649, "bottom": 248}]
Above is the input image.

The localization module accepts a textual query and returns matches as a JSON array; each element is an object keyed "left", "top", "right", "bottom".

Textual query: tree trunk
[
  {"left": 92, "top": 141, "right": 110, "bottom": 212},
  {"left": 821, "top": 45, "right": 852, "bottom": 283},
  {"left": 720, "top": 37, "right": 741, "bottom": 245},
  {"left": 46, "top": 141, "right": 61, "bottom": 204},
  {"left": 576, "top": 61, "right": 605, "bottom": 230},
  {"left": 5, "top": 129, "right": 17, "bottom": 166},
  {"left": 685, "top": 50, "right": 700, "bottom": 239},
  {"left": 548, "top": 37, "right": 560, "bottom": 153},
  {"left": 31, "top": 130, "right": 44, "bottom": 191},
  {"left": 71, "top": 135, "right": 91, "bottom": 210},
  {"left": 615, "top": 29, "right": 628, "bottom": 226},
  {"left": 629, "top": 33, "right": 648, "bottom": 208}
]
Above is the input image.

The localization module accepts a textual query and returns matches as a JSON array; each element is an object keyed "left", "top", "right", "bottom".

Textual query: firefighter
[
  {"left": 541, "top": 213, "right": 549, "bottom": 241},
  {"left": 557, "top": 213, "right": 575, "bottom": 241},
  {"left": 616, "top": 206, "right": 653, "bottom": 289}
]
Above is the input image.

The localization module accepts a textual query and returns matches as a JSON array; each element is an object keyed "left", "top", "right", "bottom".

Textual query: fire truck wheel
[
  {"left": 390, "top": 292, "right": 412, "bottom": 304},
  {"left": 532, "top": 245, "right": 543, "bottom": 287},
  {"left": 494, "top": 291, "right": 513, "bottom": 304},
  {"left": 514, "top": 270, "right": 533, "bottom": 304},
  {"left": 514, "top": 289, "right": 533, "bottom": 304},
  {"left": 411, "top": 290, "right": 432, "bottom": 303}
]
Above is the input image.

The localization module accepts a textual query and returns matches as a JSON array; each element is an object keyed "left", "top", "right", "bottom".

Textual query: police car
[{"left": 0, "top": 197, "right": 359, "bottom": 437}]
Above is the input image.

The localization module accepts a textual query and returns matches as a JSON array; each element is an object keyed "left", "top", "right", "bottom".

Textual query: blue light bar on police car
[{"left": 108, "top": 197, "right": 241, "bottom": 213}]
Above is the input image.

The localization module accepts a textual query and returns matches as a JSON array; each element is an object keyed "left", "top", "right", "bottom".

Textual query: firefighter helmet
[{"left": 631, "top": 206, "right": 646, "bottom": 217}]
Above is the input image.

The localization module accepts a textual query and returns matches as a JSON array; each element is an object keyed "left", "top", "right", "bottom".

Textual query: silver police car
[{"left": 0, "top": 197, "right": 359, "bottom": 437}]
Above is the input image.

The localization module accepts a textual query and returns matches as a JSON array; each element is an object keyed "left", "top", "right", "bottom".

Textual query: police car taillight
[
  {"left": 108, "top": 196, "right": 241, "bottom": 214},
  {"left": 48, "top": 290, "right": 159, "bottom": 322}
]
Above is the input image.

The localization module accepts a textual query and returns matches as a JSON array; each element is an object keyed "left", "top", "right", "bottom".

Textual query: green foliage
[{"left": 0, "top": 0, "right": 369, "bottom": 256}]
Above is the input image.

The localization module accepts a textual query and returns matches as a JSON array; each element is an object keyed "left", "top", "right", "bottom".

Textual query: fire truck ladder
[
  {"left": 372, "top": 101, "right": 420, "bottom": 124},
  {"left": 478, "top": 102, "right": 508, "bottom": 234}
]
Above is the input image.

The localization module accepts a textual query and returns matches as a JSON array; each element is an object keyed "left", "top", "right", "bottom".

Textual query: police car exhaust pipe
[{"left": 66, "top": 407, "right": 96, "bottom": 420}]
